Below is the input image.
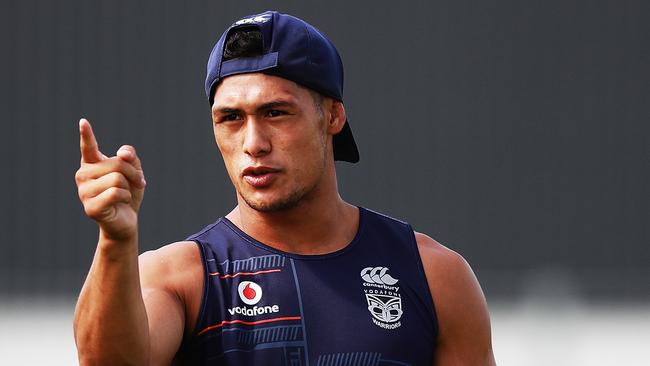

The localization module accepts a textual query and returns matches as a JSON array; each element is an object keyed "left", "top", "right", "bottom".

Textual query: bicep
[
  {"left": 432, "top": 255, "right": 495, "bottom": 365},
  {"left": 142, "top": 287, "right": 185, "bottom": 365},
  {"left": 139, "top": 251, "right": 186, "bottom": 365},
  {"left": 415, "top": 233, "right": 496, "bottom": 366}
]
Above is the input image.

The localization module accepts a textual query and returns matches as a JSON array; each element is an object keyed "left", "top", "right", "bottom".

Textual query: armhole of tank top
[
  {"left": 189, "top": 239, "right": 210, "bottom": 338},
  {"left": 406, "top": 225, "right": 440, "bottom": 341}
]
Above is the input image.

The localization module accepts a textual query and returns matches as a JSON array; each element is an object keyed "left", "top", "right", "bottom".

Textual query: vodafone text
[{"left": 227, "top": 305, "right": 280, "bottom": 316}]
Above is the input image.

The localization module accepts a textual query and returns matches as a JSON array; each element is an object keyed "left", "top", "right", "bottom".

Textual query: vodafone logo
[
  {"left": 228, "top": 281, "right": 280, "bottom": 317},
  {"left": 238, "top": 281, "right": 262, "bottom": 305}
]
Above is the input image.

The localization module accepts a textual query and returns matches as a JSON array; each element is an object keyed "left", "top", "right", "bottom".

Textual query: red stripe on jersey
[{"left": 197, "top": 316, "right": 302, "bottom": 336}]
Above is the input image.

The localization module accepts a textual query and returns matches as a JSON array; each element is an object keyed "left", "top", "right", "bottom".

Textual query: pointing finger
[{"left": 79, "top": 118, "right": 104, "bottom": 163}]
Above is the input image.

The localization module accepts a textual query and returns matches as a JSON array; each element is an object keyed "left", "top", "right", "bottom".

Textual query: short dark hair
[
  {"left": 222, "top": 27, "right": 263, "bottom": 61},
  {"left": 221, "top": 27, "right": 324, "bottom": 117}
]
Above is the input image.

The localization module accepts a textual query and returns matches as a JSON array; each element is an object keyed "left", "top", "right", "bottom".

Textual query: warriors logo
[
  {"left": 360, "top": 267, "right": 403, "bottom": 329},
  {"left": 366, "top": 294, "right": 403, "bottom": 323}
]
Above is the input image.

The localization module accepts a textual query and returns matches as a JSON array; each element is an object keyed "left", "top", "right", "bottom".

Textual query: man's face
[{"left": 211, "top": 73, "right": 332, "bottom": 212}]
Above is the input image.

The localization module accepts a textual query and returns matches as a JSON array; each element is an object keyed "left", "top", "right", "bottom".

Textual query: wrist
[
  {"left": 97, "top": 219, "right": 139, "bottom": 241},
  {"left": 97, "top": 228, "right": 139, "bottom": 261}
]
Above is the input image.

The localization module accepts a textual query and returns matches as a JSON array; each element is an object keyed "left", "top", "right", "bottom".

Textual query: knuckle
[
  {"left": 107, "top": 186, "right": 131, "bottom": 202},
  {"left": 74, "top": 169, "right": 86, "bottom": 183},
  {"left": 77, "top": 185, "right": 88, "bottom": 200},
  {"left": 109, "top": 172, "right": 127, "bottom": 187},
  {"left": 106, "top": 186, "right": 122, "bottom": 200},
  {"left": 83, "top": 201, "right": 99, "bottom": 218}
]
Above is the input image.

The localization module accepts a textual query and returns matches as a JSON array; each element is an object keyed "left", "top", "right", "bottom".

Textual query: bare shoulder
[
  {"left": 414, "top": 232, "right": 476, "bottom": 287},
  {"left": 138, "top": 239, "right": 203, "bottom": 296},
  {"left": 414, "top": 232, "right": 464, "bottom": 269},
  {"left": 139, "top": 241, "right": 203, "bottom": 291},
  {"left": 414, "top": 232, "right": 485, "bottom": 311},
  {"left": 139, "top": 241, "right": 202, "bottom": 277},
  {"left": 414, "top": 232, "right": 496, "bottom": 365}
]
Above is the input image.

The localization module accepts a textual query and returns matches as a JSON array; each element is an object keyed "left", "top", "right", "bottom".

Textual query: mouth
[{"left": 241, "top": 166, "right": 281, "bottom": 188}]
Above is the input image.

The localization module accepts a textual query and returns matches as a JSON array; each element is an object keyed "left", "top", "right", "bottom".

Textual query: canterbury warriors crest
[{"left": 360, "top": 266, "right": 403, "bottom": 329}]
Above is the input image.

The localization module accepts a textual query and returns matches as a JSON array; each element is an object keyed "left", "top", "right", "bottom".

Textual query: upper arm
[
  {"left": 138, "top": 241, "right": 203, "bottom": 365},
  {"left": 415, "top": 232, "right": 496, "bottom": 366}
]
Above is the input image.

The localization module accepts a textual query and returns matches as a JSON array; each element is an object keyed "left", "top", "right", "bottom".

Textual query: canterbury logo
[
  {"left": 360, "top": 267, "right": 399, "bottom": 285},
  {"left": 234, "top": 14, "right": 271, "bottom": 26}
]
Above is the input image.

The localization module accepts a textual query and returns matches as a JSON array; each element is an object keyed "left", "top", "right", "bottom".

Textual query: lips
[{"left": 242, "top": 165, "right": 280, "bottom": 188}]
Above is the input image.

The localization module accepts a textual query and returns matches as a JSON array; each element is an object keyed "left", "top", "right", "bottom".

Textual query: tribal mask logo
[
  {"left": 366, "top": 294, "right": 403, "bottom": 323},
  {"left": 360, "top": 266, "right": 403, "bottom": 330}
]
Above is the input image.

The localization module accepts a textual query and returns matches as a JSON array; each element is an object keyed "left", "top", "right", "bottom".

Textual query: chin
[{"left": 241, "top": 189, "right": 307, "bottom": 213}]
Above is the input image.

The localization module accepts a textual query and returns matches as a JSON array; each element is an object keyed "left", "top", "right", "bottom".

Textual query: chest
[{"left": 189, "top": 252, "right": 436, "bottom": 365}]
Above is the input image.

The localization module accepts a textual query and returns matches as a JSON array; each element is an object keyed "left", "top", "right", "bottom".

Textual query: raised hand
[{"left": 75, "top": 118, "right": 146, "bottom": 241}]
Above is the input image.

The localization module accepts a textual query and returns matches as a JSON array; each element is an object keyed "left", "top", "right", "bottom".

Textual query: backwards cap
[{"left": 205, "top": 11, "right": 359, "bottom": 163}]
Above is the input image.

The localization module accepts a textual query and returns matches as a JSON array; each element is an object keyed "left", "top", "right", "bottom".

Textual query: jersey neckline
[{"left": 218, "top": 206, "right": 367, "bottom": 261}]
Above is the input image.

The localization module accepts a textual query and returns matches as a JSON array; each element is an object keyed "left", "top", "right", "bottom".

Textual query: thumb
[
  {"left": 117, "top": 145, "right": 146, "bottom": 207},
  {"left": 116, "top": 145, "right": 143, "bottom": 171}
]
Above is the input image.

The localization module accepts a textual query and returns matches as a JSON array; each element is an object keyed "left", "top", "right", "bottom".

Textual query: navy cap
[{"left": 205, "top": 11, "right": 359, "bottom": 163}]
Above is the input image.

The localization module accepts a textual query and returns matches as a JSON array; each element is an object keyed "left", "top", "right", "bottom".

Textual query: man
[{"left": 74, "top": 10, "right": 495, "bottom": 365}]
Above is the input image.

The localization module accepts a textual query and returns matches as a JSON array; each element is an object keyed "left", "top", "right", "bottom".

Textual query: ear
[{"left": 326, "top": 100, "right": 347, "bottom": 135}]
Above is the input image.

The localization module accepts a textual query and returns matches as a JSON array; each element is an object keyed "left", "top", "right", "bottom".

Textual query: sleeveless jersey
[{"left": 180, "top": 207, "right": 438, "bottom": 365}]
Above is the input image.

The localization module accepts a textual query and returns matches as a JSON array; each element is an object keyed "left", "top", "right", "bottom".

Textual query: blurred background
[{"left": 1, "top": 0, "right": 648, "bottom": 365}]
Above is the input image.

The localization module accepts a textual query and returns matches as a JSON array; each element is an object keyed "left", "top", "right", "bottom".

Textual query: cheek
[
  {"left": 214, "top": 127, "right": 239, "bottom": 156},
  {"left": 214, "top": 129, "right": 240, "bottom": 179},
  {"left": 286, "top": 131, "right": 327, "bottom": 176},
  {"left": 291, "top": 118, "right": 327, "bottom": 151}
]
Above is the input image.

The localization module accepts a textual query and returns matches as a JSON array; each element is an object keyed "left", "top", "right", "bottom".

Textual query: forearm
[{"left": 74, "top": 230, "right": 150, "bottom": 365}]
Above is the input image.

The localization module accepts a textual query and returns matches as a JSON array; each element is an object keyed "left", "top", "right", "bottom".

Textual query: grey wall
[{"left": 1, "top": 0, "right": 648, "bottom": 300}]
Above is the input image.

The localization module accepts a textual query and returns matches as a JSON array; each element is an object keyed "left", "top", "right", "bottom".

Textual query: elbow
[
  {"left": 74, "top": 320, "right": 150, "bottom": 366},
  {"left": 76, "top": 344, "right": 150, "bottom": 366}
]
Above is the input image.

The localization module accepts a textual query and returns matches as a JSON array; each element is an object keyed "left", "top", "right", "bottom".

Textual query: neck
[{"left": 225, "top": 170, "right": 359, "bottom": 255}]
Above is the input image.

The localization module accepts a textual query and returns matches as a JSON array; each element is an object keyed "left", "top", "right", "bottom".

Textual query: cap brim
[{"left": 333, "top": 120, "right": 359, "bottom": 163}]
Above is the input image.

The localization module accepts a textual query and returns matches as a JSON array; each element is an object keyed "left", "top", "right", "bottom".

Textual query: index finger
[{"left": 79, "top": 118, "right": 104, "bottom": 163}]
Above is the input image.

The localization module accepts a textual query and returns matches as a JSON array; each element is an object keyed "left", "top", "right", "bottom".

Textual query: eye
[
  {"left": 216, "top": 113, "right": 241, "bottom": 124},
  {"left": 266, "top": 109, "right": 287, "bottom": 118}
]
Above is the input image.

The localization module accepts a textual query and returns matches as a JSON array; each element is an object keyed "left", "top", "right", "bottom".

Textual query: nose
[{"left": 242, "top": 118, "right": 271, "bottom": 158}]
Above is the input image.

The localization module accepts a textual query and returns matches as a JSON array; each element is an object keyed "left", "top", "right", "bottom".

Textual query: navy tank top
[{"left": 180, "top": 207, "right": 438, "bottom": 365}]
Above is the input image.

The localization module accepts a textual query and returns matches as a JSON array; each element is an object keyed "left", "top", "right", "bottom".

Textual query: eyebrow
[
  {"left": 258, "top": 100, "right": 294, "bottom": 111},
  {"left": 213, "top": 100, "right": 296, "bottom": 115}
]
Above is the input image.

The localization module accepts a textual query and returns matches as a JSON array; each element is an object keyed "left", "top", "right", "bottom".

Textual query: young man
[{"left": 74, "top": 11, "right": 496, "bottom": 366}]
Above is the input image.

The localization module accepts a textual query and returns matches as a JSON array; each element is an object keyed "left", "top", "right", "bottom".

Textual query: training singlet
[{"left": 179, "top": 207, "right": 438, "bottom": 365}]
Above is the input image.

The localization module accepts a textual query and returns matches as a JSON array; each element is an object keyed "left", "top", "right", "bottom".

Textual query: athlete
[{"left": 74, "top": 11, "right": 496, "bottom": 366}]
